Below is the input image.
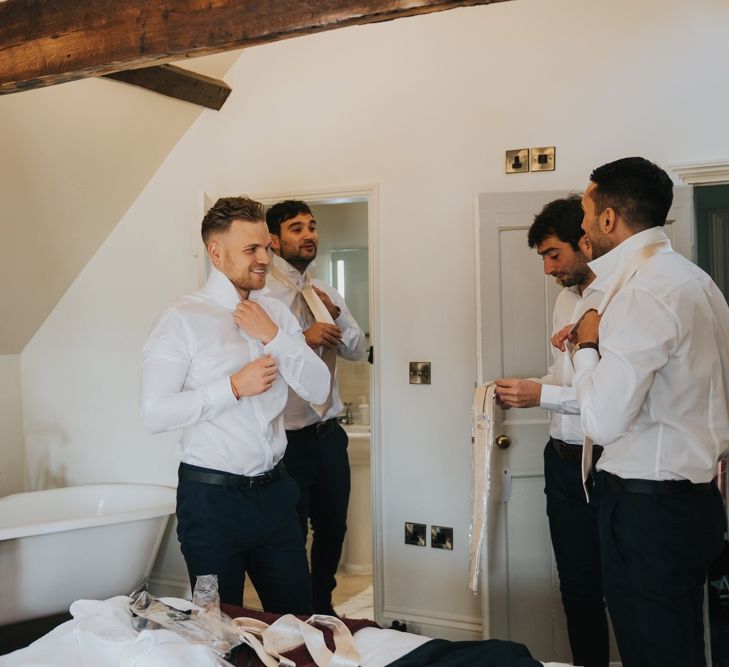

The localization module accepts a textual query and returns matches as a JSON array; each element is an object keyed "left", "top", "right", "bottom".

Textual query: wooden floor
[{"left": 243, "top": 572, "right": 372, "bottom": 612}]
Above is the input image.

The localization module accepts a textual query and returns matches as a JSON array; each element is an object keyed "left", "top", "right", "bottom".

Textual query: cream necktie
[
  {"left": 468, "top": 382, "right": 501, "bottom": 605},
  {"left": 232, "top": 613, "right": 360, "bottom": 667},
  {"left": 270, "top": 264, "right": 337, "bottom": 417},
  {"left": 578, "top": 239, "right": 669, "bottom": 501}
]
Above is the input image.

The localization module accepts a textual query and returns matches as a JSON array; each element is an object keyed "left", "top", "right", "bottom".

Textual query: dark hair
[
  {"left": 201, "top": 196, "right": 264, "bottom": 243},
  {"left": 589, "top": 157, "right": 673, "bottom": 230},
  {"left": 265, "top": 200, "right": 313, "bottom": 236},
  {"left": 527, "top": 195, "right": 585, "bottom": 251}
]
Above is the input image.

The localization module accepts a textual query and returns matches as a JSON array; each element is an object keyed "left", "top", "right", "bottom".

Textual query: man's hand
[
  {"left": 313, "top": 287, "right": 340, "bottom": 320},
  {"left": 305, "top": 322, "right": 342, "bottom": 349},
  {"left": 552, "top": 323, "right": 574, "bottom": 352},
  {"left": 234, "top": 301, "right": 278, "bottom": 344},
  {"left": 495, "top": 378, "right": 542, "bottom": 409},
  {"left": 574, "top": 309, "right": 601, "bottom": 345},
  {"left": 551, "top": 309, "right": 602, "bottom": 351},
  {"left": 231, "top": 355, "right": 278, "bottom": 397}
]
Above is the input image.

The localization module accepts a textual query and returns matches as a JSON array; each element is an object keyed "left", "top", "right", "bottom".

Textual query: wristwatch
[{"left": 575, "top": 341, "right": 599, "bottom": 352}]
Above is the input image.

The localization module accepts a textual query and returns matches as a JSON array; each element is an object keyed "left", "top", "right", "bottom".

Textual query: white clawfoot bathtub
[{"left": 0, "top": 484, "right": 176, "bottom": 626}]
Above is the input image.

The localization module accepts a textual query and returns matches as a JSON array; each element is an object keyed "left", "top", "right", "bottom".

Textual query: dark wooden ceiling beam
[
  {"left": 104, "top": 65, "right": 231, "bottom": 110},
  {"left": 0, "top": 0, "right": 508, "bottom": 95}
]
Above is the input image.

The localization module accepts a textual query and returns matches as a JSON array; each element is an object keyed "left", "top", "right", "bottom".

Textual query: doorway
[
  {"left": 474, "top": 188, "right": 690, "bottom": 663},
  {"left": 232, "top": 187, "right": 380, "bottom": 619}
]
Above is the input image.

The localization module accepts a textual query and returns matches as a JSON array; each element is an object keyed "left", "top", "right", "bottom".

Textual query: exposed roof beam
[
  {"left": 104, "top": 65, "right": 231, "bottom": 110},
  {"left": 0, "top": 0, "right": 507, "bottom": 95}
]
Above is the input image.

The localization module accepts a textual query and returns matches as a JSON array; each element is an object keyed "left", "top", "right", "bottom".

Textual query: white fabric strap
[
  {"left": 269, "top": 264, "right": 337, "bottom": 417},
  {"left": 468, "top": 382, "right": 501, "bottom": 599},
  {"left": 579, "top": 239, "right": 668, "bottom": 501},
  {"left": 231, "top": 614, "right": 360, "bottom": 667}
]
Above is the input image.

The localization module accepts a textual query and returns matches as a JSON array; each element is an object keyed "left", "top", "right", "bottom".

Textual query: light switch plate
[
  {"left": 531, "top": 146, "right": 556, "bottom": 172},
  {"left": 505, "top": 149, "right": 529, "bottom": 174},
  {"left": 409, "top": 361, "right": 431, "bottom": 384}
]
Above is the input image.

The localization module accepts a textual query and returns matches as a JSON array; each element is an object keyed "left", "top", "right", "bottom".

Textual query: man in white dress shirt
[
  {"left": 264, "top": 200, "right": 366, "bottom": 615},
  {"left": 140, "top": 196, "right": 330, "bottom": 613},
  {"left": 496, "top": 196, "right": 608, "bottom": 667},
  {"left": 571, "top": 157, "right": 729, "bottom": 667}
]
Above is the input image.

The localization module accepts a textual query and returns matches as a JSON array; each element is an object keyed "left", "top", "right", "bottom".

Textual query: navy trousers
[
  {"left": 284, "top": 422, "right": 350, "bottom": 614},
  {"left": 599, "top": 474, "right": 726, "bottom": 667},
  {"left": 544, "top": 440, "right": 609, "bottom": 667},
  {"left": 176, "top": 464, "right": 312, "bottom": 614}
]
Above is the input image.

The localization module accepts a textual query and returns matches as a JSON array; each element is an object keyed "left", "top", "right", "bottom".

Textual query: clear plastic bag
[{"left": 129, "top": 575, "right": 243, "bottom": 662}]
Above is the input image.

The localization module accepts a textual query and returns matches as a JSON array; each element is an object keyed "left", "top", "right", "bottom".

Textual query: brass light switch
[{"left": 409, "top": 362, "right": 431, "bottom": 384}]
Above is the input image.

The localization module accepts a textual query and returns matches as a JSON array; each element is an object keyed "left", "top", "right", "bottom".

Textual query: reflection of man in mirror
[
  {"left": 265, "top": 200, "right": 366, "bottom": 615},
  {"left": 140, "top": 196, "right": 330, "bottom": 614},
  {"left": 495, "top": 196, "right": 609, "bottom": 667}
]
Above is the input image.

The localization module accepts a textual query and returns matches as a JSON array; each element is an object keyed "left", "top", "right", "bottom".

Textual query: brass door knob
[{"left": 495, "top": 434, "right": 512, "bottom": 450}]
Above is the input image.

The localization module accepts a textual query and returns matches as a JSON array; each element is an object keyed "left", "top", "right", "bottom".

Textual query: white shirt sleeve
[
  {"left": 140, "top": 310, "right": 238, "bottom": 435},
  {"left": 317, "top": 283, "right": 366, "bottom": 361},
  {"left": 573, "top": 287, "right": 677, "bottom": 445},
  {"left": 265, "top": 305, "right": 331, "bottom": 404},
  {"left": 539, "top": 383, "right": 580, "bottom": 414},
  {"left": 538, "top": 289, "right": 580, "bottom": 415}
]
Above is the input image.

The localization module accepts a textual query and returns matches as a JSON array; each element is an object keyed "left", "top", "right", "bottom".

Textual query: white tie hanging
[{"left": 468, "top": 382, "right": 502, "bottom": 601}]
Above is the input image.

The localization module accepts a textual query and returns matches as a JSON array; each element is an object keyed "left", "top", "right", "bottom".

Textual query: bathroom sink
[
  {"left": 344, "top": 424, "right": 371, "bottom": 437},
  {"left": 343, "top": 424, "right": 371, "bottom": 466}
]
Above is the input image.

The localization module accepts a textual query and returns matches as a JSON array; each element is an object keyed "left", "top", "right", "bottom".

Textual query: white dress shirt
[
  {"left": 140, "top": 267, "right": 330, "bottom": 476},
  {"left": 573, "top": 226, "right": 729, "bottom": 482},
  {"left": 263, "top": 254, "right": 366, "bottom": 429},
  {"left": 539, "top": 283, "right": 603, "bottom": 444}
]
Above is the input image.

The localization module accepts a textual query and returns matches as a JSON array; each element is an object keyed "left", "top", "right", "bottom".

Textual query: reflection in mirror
[{"left": 307, "top": 201, "right": 370, "bottom": 422}]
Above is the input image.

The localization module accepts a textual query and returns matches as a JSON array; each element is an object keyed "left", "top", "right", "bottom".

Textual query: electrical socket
[{"left": 505, "top": 148, "right": 529, "bottom": 174}]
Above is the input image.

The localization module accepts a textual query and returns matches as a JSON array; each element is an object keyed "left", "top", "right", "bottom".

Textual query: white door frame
[{"left": 199, "top": 185, "right": 384, "bottom": 620}]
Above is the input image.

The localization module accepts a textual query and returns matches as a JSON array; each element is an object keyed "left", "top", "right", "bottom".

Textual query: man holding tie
[{"left": 265, "top": 200, "right": 366, "bottom": 615}]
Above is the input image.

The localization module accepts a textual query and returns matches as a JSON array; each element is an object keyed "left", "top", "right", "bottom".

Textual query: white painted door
[
  {"left": 474, "top": 187, "right": 691, "bottom": 662},
  {"left": 476, "top": 189, "right": 569, "bottom": 661}
]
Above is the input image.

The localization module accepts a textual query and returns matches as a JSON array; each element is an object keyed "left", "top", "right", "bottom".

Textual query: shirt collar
[
  {"left": 271, "top": 253, "right": 316, "bottom": 283},
  {"left": 588, "top": 226, "right": 670, "bottom": 292},
  {"left": 205, "top": 267, "right": 268, "bottom": 310}
]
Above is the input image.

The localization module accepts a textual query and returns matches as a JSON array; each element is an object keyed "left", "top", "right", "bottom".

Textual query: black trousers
[
  {"left": 598, "top": 472, "right": 726, "bottom": 667},
  {"left": 386, "top": 638, "right": 542, "bottom": 666},
  {"left": 176, "top": 463, "right": 312, "bottom": 614},
  {"left": 284, "top": 421, "right": 350, "bottom": 614},
  {"left": 544, "top": 440, "right": 609, "bottom": 667}
]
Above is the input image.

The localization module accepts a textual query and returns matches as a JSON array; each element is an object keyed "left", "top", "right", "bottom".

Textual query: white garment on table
[
  {"left": 140, "top": 267, "right": 330, "bottom": 476},
  {"left": 0, "top": 597, "right": 576, "bottom": 667},
  {"left": 0, "top": 598, "right": 220, "bottom": 667},
  {"left": 573, "top": 226, "right": 729, "bottom": 482},
  {"left": 264, "top": 254, "right": 366, "bottom": 429},
  {"left": 538, "top": 283, "right": 603, "bottom": 445}
]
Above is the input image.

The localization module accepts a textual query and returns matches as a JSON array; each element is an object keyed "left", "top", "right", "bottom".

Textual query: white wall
[
  {"left": 0, "top": 355, "right": 24, "bottom": 496},
  {"left": 19, "top": 0, "right": 729, "bottom": 637}
]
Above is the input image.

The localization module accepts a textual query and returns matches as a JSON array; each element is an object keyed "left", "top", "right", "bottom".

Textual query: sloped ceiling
[{"left": 0, "top": 51, "right": 240, "bottom": 354}]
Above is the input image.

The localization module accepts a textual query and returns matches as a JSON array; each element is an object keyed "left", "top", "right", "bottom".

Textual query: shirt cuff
[
  {"left": 264, "top": 327, "right": 296, "bottom": 356},
  {"left": 539, "top": 384, "right": 562, "bottom": 411},
  {"left": 206, "top": 376, "right": 239, "bottom": 407},
  {"left": 573, "top": 347, "right": 600, "bottom": 373}
]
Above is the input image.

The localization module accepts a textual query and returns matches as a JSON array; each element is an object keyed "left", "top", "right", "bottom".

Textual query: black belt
[
  {"left": 286, "top": 418, "right": 339, "bottom": 439},
  {"left": 178, "top": 462, "right": 282, "bottom": 489},
  {"left": 603, "top": 471, "right": 715, "bottom": 496},
  {"left": 550, "top": 437, "right": 603, "bottom": 464}
]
